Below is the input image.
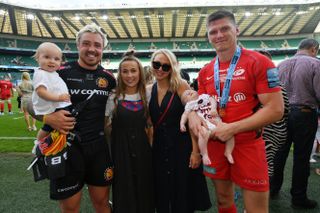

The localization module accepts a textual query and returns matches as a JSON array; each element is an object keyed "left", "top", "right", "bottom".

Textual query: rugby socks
[
  {"left": 8, "top": 103, "right": 12, "bottom": 112},
  {"left": 218, "top": 203, "right": 237, "bottom": 213},
  {"left": 0, "top": 102, "right": 4, "bottom": 112}
]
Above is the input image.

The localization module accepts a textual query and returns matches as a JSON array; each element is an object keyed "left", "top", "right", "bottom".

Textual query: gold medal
[{"left": 219, "top": 108, "right": 226, "bottom": 118}]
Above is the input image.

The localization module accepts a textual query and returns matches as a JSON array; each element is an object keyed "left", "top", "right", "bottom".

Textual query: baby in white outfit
[{"left": 180, "top": 90, "right": 234, "bottom": 165}]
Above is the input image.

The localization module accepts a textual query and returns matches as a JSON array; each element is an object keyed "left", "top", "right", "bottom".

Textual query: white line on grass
[
  {"left": 13, "top": 116, "right": 24, "bottom": 120},
  {"left": 0, "top": 137, "right": 35, "bottom": 140}
]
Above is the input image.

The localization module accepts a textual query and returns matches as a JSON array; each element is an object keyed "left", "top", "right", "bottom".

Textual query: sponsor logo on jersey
[
  {"left": 66, "top": 78, "right": 83, "bottom": 83},
  {"left": 244, "top": 178, "right": 268, "bottom": 186},
  {"left": 59, "top": 64, "right": 71, "bottom": 70},
  {"left": 267, "top": 68, "right": 280, "bottom": 88},
  {"left": 104, "top": 167, "right": 113, "bottom": 181},
  {"left": 233, "top": 68, "right": 245, "bottom": 76},
  {"left": 205, "top": 67, "right": 245, "bottom": 82},
  {"left": 206, "top": 75, "right": 214, "bottom": 80},
  {"left": 96, "top": 77, "right": 108, "bottom": 88},
  {"left": 69, "top": 89, "right": 110, "bottom": 96},
  {"left": 57, "top": 183, "right": 80, "bottom": 192},
  {"left": 233, "top": 92, "right": 246, "bottom": 103}
]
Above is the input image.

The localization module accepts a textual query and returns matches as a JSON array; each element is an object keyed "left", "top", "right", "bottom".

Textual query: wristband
[{"left": 43, "top": 115, "right": 47, "bottom": 124}]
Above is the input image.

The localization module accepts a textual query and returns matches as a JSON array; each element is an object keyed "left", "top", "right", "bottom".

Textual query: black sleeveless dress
[
  {"left": 111, "top": 100, "right": 154, "bottom": 213},
  {"left": 149, "top": 84, "right": 211, "bottom": 213}
]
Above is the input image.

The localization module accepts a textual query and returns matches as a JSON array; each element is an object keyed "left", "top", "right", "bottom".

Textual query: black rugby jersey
[{"left": 58, "top": 61, "right": 116, "bottom": 143}]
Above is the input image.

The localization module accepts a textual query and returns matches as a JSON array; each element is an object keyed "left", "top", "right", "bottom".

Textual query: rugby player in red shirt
[
  {"left": 0, "top": 75, "right": 14, "bottom": 115},
  {"left": 188, "top": 10, "right": 284, "bottom": 213}
]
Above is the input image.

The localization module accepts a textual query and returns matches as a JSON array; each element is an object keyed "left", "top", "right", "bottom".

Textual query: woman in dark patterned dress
[
  {"left": 105, "top": 52, "right": 154, "bottom": 213},
  {"left": 263, "top": 86, "right": 289, "bottom": 177},
  {"left": 148, "top": 49, "right": 211, "bottom": 213},
  {"left": 257, "top": 50, "right": 289, "bottom": 178}
]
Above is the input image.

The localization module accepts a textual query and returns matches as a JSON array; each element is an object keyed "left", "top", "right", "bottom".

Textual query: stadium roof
[
  {"left": 1, "top": 0, "right": 320, "bottom": 10},
  {"left": 0, "top": 0, "right": 319, "bottom": 40}
]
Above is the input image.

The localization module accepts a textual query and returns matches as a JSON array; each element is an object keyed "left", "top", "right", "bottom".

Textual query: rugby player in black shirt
[{"left": 41, "top": 24, "right": 116, "bottom": 212}]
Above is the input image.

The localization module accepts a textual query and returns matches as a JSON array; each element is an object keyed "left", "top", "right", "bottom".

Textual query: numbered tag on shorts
[{"left": 44, "top": 148, "right": 68, "bottom": 180}]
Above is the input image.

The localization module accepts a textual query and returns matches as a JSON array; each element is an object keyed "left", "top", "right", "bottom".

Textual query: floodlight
[
  {"left": 244, "top": 12, "right": 251, "bottom": 17},
  {"left": 0, "top": 9, "right": 6, "bottom": 15},
  {"left": 101, "top": 15, "right": 109, "bottom": 20},
  {"left": 26, "top": 14, "right": 35, "bottom": 20}
]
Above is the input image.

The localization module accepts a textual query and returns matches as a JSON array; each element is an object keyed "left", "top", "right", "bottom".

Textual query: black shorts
[{"left": 49, "top": 135, "right": 113, "bottom": 200}]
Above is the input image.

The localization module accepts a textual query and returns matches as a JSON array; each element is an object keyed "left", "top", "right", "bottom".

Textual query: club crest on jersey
[
  {"left": 96, "top": 77, "right": 108, "bottom": 88},
  {"left": 104, "top": 167, "right": 113, "bottom": 181},
  {"left": 267, "top": 68, "right": 280, "bottom": 88}
]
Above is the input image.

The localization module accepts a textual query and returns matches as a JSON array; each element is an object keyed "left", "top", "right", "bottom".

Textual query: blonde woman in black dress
[{"left": 148, "top": 49, "right": 211, "bottom": 213}]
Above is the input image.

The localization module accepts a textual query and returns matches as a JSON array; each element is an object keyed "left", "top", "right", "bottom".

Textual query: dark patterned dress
[
  {"left": 149, "top": 84, "right": 211, "bottom": 213},
  {"left": 111, "top": 96, "right": 154, "bottom": 213},
  {"left": 263, "top": 86, "right": 289, "bottom": 177}
]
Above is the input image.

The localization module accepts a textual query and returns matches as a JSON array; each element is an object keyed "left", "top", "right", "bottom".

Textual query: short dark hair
[
  {"left": 206, "top": 10, "right": 236, "bottom": 27},
  {"left": 258, "top": 50, "right": 272, "bottom": 59},
  {"left": 180, "top": 70, "right": 190, "bottom": 83},
  {"left": 298, "top": 38, "right": 319, "bottom": 51}
]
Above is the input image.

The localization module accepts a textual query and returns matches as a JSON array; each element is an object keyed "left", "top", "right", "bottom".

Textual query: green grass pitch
[{"left": 0, "top": 93, "right": 319, "bottom": 212}]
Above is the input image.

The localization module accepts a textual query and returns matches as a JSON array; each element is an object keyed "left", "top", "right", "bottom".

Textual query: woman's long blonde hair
[
  {"left": 18, "top": 72, "right": 33, "bottom": 94},
  {"left": 21, "top": 72, "right": 31, "bottom": 81},
  {"left": 20, "top": 72, "right": 32, "bottom": 87},
  {"left": 150, "top": 49, "right": 182, "bottom": 93},
  {"left": 114, "top": 51, "right": 148, "bottom": 117}
]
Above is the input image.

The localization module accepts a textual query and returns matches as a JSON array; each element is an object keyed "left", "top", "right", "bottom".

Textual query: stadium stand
[
  {"left": 0, "top": 37, "right": 309, "bottom": 51},
  {"left": 0, "top": 2, "right": 319, "bottom": 75}
]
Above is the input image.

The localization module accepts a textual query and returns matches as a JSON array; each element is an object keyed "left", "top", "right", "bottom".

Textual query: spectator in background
[
  {"left": 64, "top": 43, "right": 71, "bottom": 51},
  {"left": 16, "top": 93, "right": 23, "bottom": 113},
  {"left": 0, "top": 75, "right": 14, "bottom": 115},
  {"left": 144, "top": 65, "right": 154, "bottom": 86},
  {"left": 258, "top": 50, "right": 289, "bottom": 178},
  {"left": 16, "top": 72, "right": 37, "bottom": 131},
  {"left": 310, "top": 112, "right": 320, "bottom": 163},
  {"left": 181, "top": 70, "right": 190, "bottom": 84},
  {"left": 190, "top": 78, "right": 198, "bottom": 91},
  {"left": 271, "top": 38, "right": 320, "bottom": 209},
  {"left": 314, "top": 109, "right": 320, "bottom": 176},
  {"left": 128, "top": 42, "right": 135, "bottom": 51},
  {"left": 150, "top": 42, "right": 157, "bottom": 50}
]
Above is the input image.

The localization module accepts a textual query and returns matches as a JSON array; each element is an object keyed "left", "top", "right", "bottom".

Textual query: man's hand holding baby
[{"left": 210, "top": 121, "right": 237, "bottom": 142}]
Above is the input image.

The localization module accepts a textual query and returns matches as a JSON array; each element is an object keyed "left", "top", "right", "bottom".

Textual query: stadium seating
[
  {"left": 0, "top": 36, "right": 310, "bottom": 79},
  {"left": 0, "top": 37, "right": 306, "bottom": 52},
  {"left": 0, "top": 71, "right": 28, "bottom": 86},
  {"left": 0, "top": 54, "right": 36, "bottom": 66}
]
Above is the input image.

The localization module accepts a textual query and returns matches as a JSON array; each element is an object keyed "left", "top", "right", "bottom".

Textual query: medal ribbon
[{"left": 214, "top": 46, "right": 241, "bottom": 110}]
